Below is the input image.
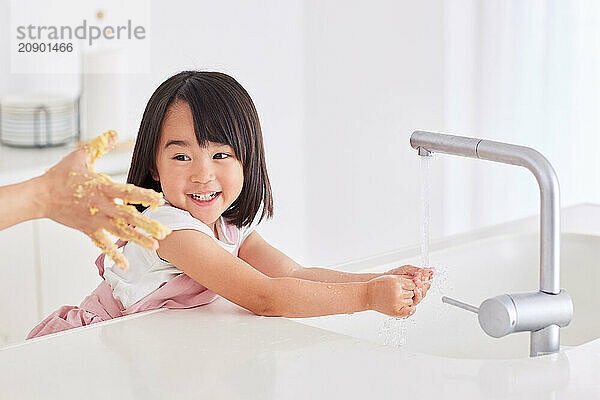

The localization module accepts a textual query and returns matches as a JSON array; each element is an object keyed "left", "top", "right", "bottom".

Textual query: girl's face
[{"left": 152, "top": 101, "right": 244, "bottom": 231}]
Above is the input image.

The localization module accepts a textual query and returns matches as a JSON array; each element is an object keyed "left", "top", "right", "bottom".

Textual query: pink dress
[{"left": 27, "top": 234, "right": 229, "bottom": 339}]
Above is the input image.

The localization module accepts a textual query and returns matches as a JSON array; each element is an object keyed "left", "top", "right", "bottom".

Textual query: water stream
[
  {"left": 380, "top": 155, "right": 432, "bottom": 347},
  {"left": 379, "top": 154, "right": 452, "bottom": 348},
  {"left": 419, "top": 155, "right": 452, "bottom": 294},
  {"left": 420, "top": 155, "right": 431, "bottom": 268}
]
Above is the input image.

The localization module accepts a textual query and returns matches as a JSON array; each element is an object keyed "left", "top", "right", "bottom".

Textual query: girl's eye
[
  {"left": 173, "top": 154, "right": 191, "bottom": 161},
  {"left": 213, "top": 153, "right": 231, "bottom": 159}
]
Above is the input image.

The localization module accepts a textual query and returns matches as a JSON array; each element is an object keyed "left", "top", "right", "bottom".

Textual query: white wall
[
  {"left": 442, "top": 0, "right": 600, "bottom": 236},
  {"left": 302, "top": 0, "right": 445, "bottom": 266}
]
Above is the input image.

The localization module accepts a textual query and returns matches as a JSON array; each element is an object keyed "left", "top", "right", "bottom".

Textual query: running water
[
  {"left": 379, "top": 154, "right": 452, "bottom": 348},
  {"left": 417, "top": 154, "right": 453, "bottom": 304},
  {"left": 418, "top": 154, "right": 452, "bottom": 296},
  {"left": 379, "top": 155, "right": 432, "bottom": 348},
  {"left": 419, "top": 155, "right": 451, "bottom": 294},
  {"left": 420, "top": 155, "right": 431, "bottom": 268}
]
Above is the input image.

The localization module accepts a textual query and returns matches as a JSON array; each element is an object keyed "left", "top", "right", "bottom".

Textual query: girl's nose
[
  {"left": 190, "top": 172, "right": 216, "bottom": 183},
  {"left": 190, "top": 164, "right": 216, "bottom": 183}
]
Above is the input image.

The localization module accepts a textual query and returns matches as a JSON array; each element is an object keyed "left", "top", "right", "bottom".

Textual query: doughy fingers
[
  {"left": 116, "top": 204, "right": 172, "bottom": 240},
  {"left": 89, "top": 228, "right": 129, "bottom": 270},
  {"left": 84, "top": 130, "right": 118, "bottom": 168},
  {"left": 102, "top": 182, "right": 165, "bottom": 211},
  {"left": 106, "top": 217, "right": 158, "bottom": 252}
]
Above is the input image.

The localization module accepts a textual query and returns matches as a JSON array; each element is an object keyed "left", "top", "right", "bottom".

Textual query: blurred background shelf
[{"left": 0, "top": 139, "right": 133, "bottom": 186}]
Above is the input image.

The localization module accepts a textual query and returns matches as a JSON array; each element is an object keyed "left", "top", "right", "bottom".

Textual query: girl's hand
[
  {"left": 366, "top": 275, "right": 416, "bottom": 318},
  {"left": 39, "top": 131, "right": 171, "bottom": 270},
  {"left": 385, "top": 265, "right": 434, "bottom": 281},
  {"left": 384, "top": 265, "right": 434, "bottom": 305}
]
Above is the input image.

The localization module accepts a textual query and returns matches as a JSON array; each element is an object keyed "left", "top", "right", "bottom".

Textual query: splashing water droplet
[{"left": 379, "top": 316, "right": 417, "bottom": 348}]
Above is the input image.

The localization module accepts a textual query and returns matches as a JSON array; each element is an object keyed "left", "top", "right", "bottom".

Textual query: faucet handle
[
  {"left": 441, "top": 296, "right": 479, "bottom": 314},
  {"left": 443, "top": 294, "right": 517, "bottom": 337},
  {"left": 443, "top": 291, "right": 572, "bottom": 339}
]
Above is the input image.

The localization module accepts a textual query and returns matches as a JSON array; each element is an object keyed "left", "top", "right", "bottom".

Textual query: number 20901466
[{"left": 18, "top": 42, "right": 73, "bottom": 53}]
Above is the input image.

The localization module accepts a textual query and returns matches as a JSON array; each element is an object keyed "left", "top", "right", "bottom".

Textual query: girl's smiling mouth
[{"left": 188, "top": 191, "right": 222, "bottom": 206}]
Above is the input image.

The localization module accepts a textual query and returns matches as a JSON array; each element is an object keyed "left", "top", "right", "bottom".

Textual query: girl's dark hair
[{"left": 127, "top": 71, "right": 273, "bottom": 228}]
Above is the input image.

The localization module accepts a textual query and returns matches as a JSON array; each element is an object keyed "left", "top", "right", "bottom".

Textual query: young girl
[{"left": 28, "top": 71, "right": 432, "bottom": 338}]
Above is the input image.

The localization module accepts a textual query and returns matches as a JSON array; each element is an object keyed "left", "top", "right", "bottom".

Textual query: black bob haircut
[{"left": 127, "top": 71, "right": 274, "bottom": 228}]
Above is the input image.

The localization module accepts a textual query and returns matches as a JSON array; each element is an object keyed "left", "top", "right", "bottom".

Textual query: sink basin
[{"left": 293, "top": 232, "right": 600, "bottom": 359}]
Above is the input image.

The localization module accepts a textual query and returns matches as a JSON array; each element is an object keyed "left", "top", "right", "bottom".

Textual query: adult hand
[{"left": 39, "top": 130, "right": 171, "bottom": 270}]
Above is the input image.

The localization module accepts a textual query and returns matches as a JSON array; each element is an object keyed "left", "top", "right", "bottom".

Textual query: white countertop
[
  {"left": 2, "top": 294, "right": 599, "bottom": 399},
  {"left": 1, "top": 204, "right": 600, "bottom": 399}
]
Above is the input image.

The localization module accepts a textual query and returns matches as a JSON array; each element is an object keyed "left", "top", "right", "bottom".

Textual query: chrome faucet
[{"left": 410, "top": 130, "right": 573, "bottom": 357}]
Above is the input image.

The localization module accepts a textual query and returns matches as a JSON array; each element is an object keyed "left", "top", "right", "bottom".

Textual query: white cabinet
[
  {"left": 37, "top": 220, "right": 105, "bottom": 317},
  {"left": 0, "top": 221, "right": 39, "bottom": 345}
]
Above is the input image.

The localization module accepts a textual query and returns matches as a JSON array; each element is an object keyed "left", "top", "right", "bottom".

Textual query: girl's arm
[
  {"left": 292, "top": 267, "right": 381, "bottom": 283},
  {"left": 238, "top": 231, "right": 382, "bottom": 283},
  {"left": 158, "top": 229, "right": 415, "bottom": 318}
]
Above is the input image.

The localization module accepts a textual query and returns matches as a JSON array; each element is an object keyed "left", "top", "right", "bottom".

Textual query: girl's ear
[{"left": 150, "top": 168, "right": 159, "bottom": 181}]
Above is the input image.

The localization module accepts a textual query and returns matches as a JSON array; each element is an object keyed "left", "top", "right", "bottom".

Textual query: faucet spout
[
  {"left": 411, "top": 130, "right": 570, "bottom": 356},
  {"left": 411, "top": 130, "right": 560, "bottom": 294}
]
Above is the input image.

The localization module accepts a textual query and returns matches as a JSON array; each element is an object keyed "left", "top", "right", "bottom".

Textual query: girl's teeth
[{"left": 191, "top": 192, "right": 218, "bottom": 201}]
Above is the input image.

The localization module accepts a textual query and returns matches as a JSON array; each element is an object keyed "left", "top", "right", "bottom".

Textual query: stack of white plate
[{"left": 0, "top": 94, "right": 79, "bottom": 147}]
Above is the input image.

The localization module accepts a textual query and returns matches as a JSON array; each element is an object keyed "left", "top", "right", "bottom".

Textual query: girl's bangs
[{"left": 175, "top": 81, "right": 242, "bottom": 158}]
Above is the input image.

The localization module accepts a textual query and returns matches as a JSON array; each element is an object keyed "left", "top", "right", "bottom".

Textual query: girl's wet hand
[
  {"left": 366, "top": 275, "right": 416, "bottom": 318},
  {"left": 385, "top": 265, "right": 434, "bottom": 280},
  {"left": 39, "top": 131, "right": 171, "bottom": 270},
  {"left": 412, "top": 281, "right": 432, "bottom": 306},
  {"left": 384, "top": 265, "right": 434, "bottom": 306}
]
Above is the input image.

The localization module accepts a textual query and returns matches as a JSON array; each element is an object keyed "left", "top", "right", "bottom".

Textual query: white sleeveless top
[{"left": 103, "top": 205, "right": 257, "bottom": 308}]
